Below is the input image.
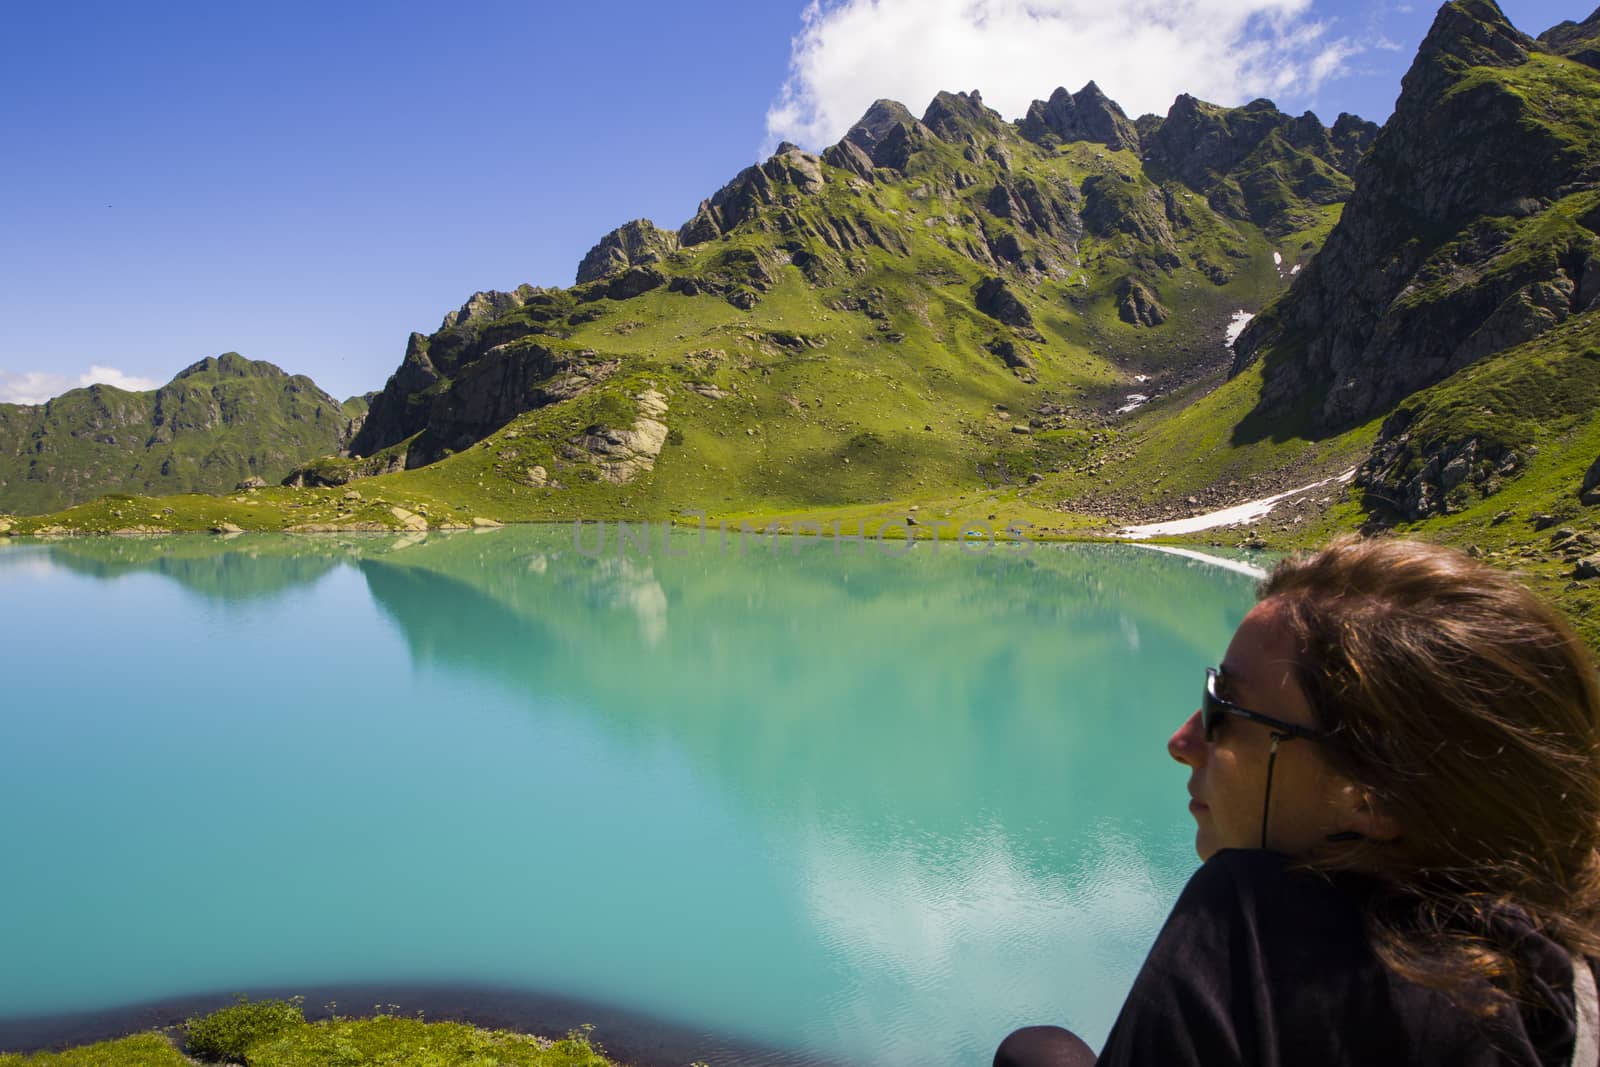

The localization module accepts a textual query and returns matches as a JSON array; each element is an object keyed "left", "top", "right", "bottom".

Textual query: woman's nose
[{"left": 1169, "top": 709, "right": 1206, "bottom": 765}]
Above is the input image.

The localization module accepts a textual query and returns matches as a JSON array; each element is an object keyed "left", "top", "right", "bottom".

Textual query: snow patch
[
  {"left": 1116, "top": 469, "right": 1357, "bottom": 540},
  {"left": 1273, "top": 251, "right": 1283, "bottom": 266},
  {"left": 1290, "top": 264, "right": 1301, "bottom": 275},
  {"left": 1115, "top": 393, "right": 1149, "bottom": 414},
  {"left": 1225, "top": 310, "right": 1254, "bottom": 348},
  {"left": 1130, "top": 543, "right": 1268, "bottom": 579}
]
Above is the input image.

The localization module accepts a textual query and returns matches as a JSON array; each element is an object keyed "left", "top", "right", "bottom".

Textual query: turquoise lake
[{"left": 0, "top": 527, "right": 1262, "bottom": 1065}]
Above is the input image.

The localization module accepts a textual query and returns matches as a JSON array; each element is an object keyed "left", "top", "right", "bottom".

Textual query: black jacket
[{"left": 1096, "top": 850, "right": 1593, "bottom": 1066}]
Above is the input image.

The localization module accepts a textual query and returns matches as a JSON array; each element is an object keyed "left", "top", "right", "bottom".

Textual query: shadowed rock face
[
  {"left": 1116, "top": 276, "right": 1168, "bottom": 327},
  {"left": 1540, "top": 6, "right": 1600, "bottom": 67},
  {"left": 1019, "top": 82, "right": 1139, "bottom": 152},
  {"left": 1139, "top": 95, "right": 1375, "bottom": 232},
  {"left": 1231, "top": 0, "right": 1595, "bottom": 435},
  {"left": 677, "top": 144, "right": 828, "bottom": 248}
]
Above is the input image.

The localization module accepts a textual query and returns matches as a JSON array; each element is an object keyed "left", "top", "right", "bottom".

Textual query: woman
[{"left": 997, "top": 536, "right": 1600, "bottom": 1067}]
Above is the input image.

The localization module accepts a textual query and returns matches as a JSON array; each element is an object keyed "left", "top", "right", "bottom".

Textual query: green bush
[{"left": 184, "top": 995, "right": 306, "bottom": 1062}]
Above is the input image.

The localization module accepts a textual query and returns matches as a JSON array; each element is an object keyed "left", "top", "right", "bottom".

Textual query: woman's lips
[{"left": 1188, "top": 796, "right": 1208, "bottom": 814}]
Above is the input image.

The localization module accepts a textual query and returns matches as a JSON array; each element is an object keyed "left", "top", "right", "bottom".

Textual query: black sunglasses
[{"left": 1202, "top": 668, "right": 1327, "bottom": 744}]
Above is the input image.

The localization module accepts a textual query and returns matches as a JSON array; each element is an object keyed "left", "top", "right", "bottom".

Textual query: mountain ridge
[
  {"left": 12, "top": 1, "right": 1600, "bottom": 648},
  {"left": 0, "top": 353, "right": 364, "bottom": 515}
]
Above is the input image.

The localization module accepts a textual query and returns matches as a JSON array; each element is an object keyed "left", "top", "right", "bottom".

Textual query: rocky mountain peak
[
  {"left": 1019, "top": 82, "right": 1139, "bottom": 151},
  {"left": 575, "top": 219, "right": 679, "bottom": 285},
  {"left": 843, "top": 99, "right": 922, "bottom": 154},
  {"left": 441, "top": 285, "right": 540, "bottom": 331},
  {"left": 921, "top": 90, "right": 1005, "bottom": 143},
  {"left": 173, "top": 352, "right": 281, "bottom": 382},
  {"left": 828, "top": 98, "right": 935, "bottom": 174},
  {"left": 1537, "top": 5, "right": 1600, "bottom": 66},
  {"left": 1400, "top": 0, "right": 1531, "bottom": 106}
]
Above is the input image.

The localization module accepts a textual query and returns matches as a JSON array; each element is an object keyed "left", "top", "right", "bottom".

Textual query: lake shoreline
[{"left": 0, "top": 981, "right": 843, "bottom": 1067}]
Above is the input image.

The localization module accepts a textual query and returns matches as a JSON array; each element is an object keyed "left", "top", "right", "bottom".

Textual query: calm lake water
[{"left": 0, "top": 527, "right": 1261, "bottom": 1065}]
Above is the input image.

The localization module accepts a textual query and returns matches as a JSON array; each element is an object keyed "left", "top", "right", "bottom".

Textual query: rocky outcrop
[
  {"left": 1357, "top": 413, "right": 1524, "bottom": 519},
  {"left": 579, "top": 266, "right": 666, "bottom": 303},
  {"left": 575, "top": 220, "right": 679, "bottom": 285},
  {"left": 1116, "top": 276, "right": 1168, "bottom": 326},
  {"left": 678, "top": 144, "right": 828, "bottom": 247},
  {"left": 351, "top": 287, "right": 585, "bottom": 458},
  {"left": 1142, "top": 95, "right": 1369, "bottom": 232},
  {"left": 974, "top": 277, "right": 1038, "bottom": 335},
  {"left": 983, "top": 175, "right": 1083, "bottom": 245},
  {"left": 282, "top": 449, "right": 407, "bottom": 488},
  {"left": 1231, "top": 0, "right": 1591, "bottom": 433},
  {"left": 1583, "top": 454, "right": 1600, "bottom": 505},
  {"left": 921, "top": 90, "right": 1008, "bottom": 145},
  {"left": 562, "top": 389, "right": 670, "bottom": 485},
  {"left": 440, "top": 285, "right": 541, "bottom": 330},
  {"left": 986, "top": 338, "right": 1037, "bottom": 380},
  {"left": 1330, "top": 113, "right": 1381, "bottom": 171},
  {"left": 1081, "top": 173, "right": 1181, "bottom": 271},
  {"left": 668, "top": 246, "right": 783, "bottom": 308},
  {"left": 1019, "top": 82, "right": 1140, "bottom": 152},
  {"left": 421, "top": 342, "right": 618, "bottom": 462}
]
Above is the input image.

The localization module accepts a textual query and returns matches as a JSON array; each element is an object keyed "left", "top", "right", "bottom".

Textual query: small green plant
[{"left": 183, "top": 995, "right": 306, "bottom": 1062}]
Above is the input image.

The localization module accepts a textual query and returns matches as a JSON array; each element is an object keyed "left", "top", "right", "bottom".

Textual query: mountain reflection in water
[{"left": 0, "top": 528, "right": 1257, "bottom": 1065}]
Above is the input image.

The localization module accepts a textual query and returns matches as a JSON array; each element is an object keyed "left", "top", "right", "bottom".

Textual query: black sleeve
[
  {"left": 1092, "top": 851, "right": 1262, "bottom": 1067},
  {"left": 1093, "top": 850, "right": 1504, "bottom": 1067}
]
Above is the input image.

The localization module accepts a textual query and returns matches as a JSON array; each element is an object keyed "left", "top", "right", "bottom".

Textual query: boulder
[
  {"left": 974, "top": 277, "right": 1035, "bottom": 330},
  {"left": 389, "top": 506, "right": 428, "bottom": 532},
  {"left": 1583, "top": 455, "right": 1600, "bottom": 505},
  {"left": 1116, "top": 276, "right": 1168, "bottom": 327}
]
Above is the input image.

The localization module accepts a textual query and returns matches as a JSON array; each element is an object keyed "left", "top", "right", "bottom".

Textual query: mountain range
[{"left": 5, "top": 0, "right": 1597, "bottom": 640}]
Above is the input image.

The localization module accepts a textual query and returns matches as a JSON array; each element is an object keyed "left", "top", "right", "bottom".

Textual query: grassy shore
[{"left": 0, "top": 999, "right": 625, "bottom": 1067}]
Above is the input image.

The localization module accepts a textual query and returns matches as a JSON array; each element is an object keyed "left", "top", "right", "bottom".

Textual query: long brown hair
[{"left": 1261, "top": 535, "right": 1600, "bottom": 1013}]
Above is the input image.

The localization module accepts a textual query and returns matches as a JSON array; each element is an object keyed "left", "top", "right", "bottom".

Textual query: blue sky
[{"left": 0, "top": 0, "right": 1584, "bottom": 402}]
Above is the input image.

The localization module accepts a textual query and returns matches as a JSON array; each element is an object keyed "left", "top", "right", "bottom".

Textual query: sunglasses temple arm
[{"left": 1260, "top": 733, "right": 1285, "bottom": 850}]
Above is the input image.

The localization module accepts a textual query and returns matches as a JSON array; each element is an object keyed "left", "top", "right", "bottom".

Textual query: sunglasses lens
[{"left": 1201, "top": 671, "right": 1223, "bottom": 742}]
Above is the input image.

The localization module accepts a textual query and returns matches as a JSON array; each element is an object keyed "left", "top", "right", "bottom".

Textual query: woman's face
[{"left": 1169, "top": 598, "right": 1357, "bottom": 859}]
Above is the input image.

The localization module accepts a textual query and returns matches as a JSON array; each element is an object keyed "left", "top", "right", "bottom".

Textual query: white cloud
[
  {"left": 81, "top": 365, "right": 161, "bottom": 393},
  {"left": 765, "top": 0, "right": 1362, "bottom": 150},
  {"left": 0, "top": 365, "right": 162, "bottom": 405}
]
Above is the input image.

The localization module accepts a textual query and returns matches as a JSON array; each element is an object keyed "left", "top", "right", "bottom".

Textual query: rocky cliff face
[
  {"left": 0, "top": 353, "right": 356, "bottom": 514},
  {"left": 575, "top": 220, "right": 680, "bottom": 285},
  {"left": 1019, "top": 82, "right": 1140, "bottom": 152},
  {"left": 1141, "top": 95, "right": 1376, "bottom": 233},
  {"left": 1539, "top": 6, "right": 1600, "bottom": 67},
  {"left": 1222, "top": 0, "right": 1600, "bottom": 520},
  {"left": 1233, "top": 0, "right": 1595, "bottom": 431}
]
